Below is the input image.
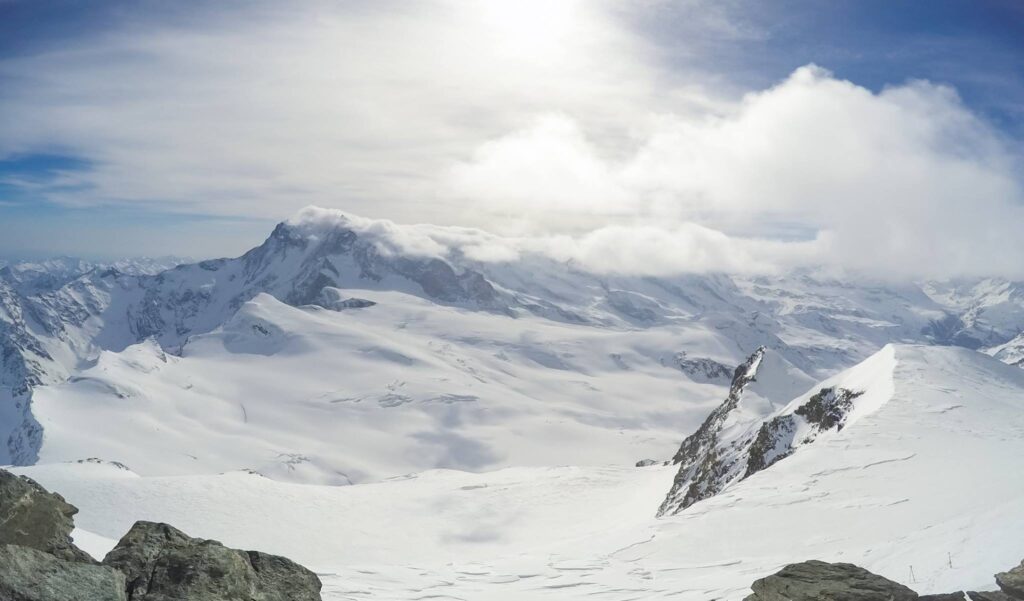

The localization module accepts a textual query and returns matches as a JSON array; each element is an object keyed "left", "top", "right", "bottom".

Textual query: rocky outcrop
[
  {"left": 0, "top": 544, "right": 127, "bottom": 601},
  {"left": 0, "top": 471, "right": 92, "bottom": 563},
  {"left": 967, "top": 592, "right": 1015, "bottom": 601},
  {"left": 997, "top": 561, "right": 1024, "bottom": 599},
  {"left": 0, "top": 469, "right": 322, "bottom": 601},
  {"left": 103, "top": 521, "right": 322, "bottom": 601},
  {"left": 658, "top": 347, "right": 816, "bottom": 516},
  {"left": 313, "top": 287, "right": 376, "bottom": 311},
  {"left": 745, "top": 559, "right": 1024, "bottom": 601},
  {"left": 657, "top": 347, "right": 770, "bottom": 515},
  {"left": 744, "top": 386, "right": 863, "bottom": 477},
  {"left": 658, "top": 346, "right": 867, "bottom": 517},
  {"left": 744, "top": 560, "right": 917, "bottom": 601},
  {"left": 671, "top": 351, "right": 733, "bottom": 384}
]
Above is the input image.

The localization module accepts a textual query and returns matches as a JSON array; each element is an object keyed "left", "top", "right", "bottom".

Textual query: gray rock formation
[
  {"left": 0, "top": 470, "right": 92, "bottom": 563},
  {"left": 744, "top": 560, "right": 918, "bottom": 601},
  {"left": 658, "top": 346, "right": 817, "bottom": 516},
  {"left": 744, "top": 386, "right": 862, "bottom": 477},
  {"left": 103, "top": 521, "right": 322, "bottom": 601},
  {"left": 996, "top": 561, "right": 1024, "bottom": 599},
  {"left": 968, "top": 592, "right": 1016, "bottom": 601},
  {"left": 0, "top": 544, "right": 127, "bottom": 601},
  {"left": 743, "top": 558, "right": 1024, "bottom": 601},
  {"left": 657, "top": 347, "right": 769, "bottom": 515},
  {"left": 671, "top": 351, "right": 733, "bottom": 384}
]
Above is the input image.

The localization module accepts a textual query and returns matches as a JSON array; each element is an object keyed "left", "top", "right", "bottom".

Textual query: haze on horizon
[{"left": 0, "top": 0, "right": 1023, "bottom": 279}]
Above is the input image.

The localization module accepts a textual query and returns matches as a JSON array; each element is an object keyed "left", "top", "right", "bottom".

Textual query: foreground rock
[
  {"left": 0, "top": 468, "right": 322, "bottom": 601},
  {"left": 103, "top": 521, "right": 322, "bottom": 601},
  {"left": 967, "top": 592, "right": 1015, "bottom": 601},
  {"left": 997, "top": 561, "right": 1024, "bottom": 599},
  {"left": 745, "top": 559, "right": 1024, "bottom": 601},
  {"left": 744, "top": 560, "right": 919, "bottom": 601},
  {"left": 0, "top": 470, "right": 92, "bottom": 562},
  {"left": 0, "top": 544, "right": 127, "bottom": 601}
]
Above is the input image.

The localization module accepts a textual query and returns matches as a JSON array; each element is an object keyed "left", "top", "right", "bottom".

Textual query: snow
[
  {"left": 3, "top": 211, "right": 1024, "bottom": 599},
  {"left": 28, "top": 291, "right": 728, "bottom": 482},
  {"left": 12, "top": 344, "right": 1024, "bottom": 600}
]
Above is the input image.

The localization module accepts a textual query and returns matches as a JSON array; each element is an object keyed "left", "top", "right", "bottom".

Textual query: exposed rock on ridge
[
  {"left": 659, "top": 347, "right": 865, "bottom": 516},
  {"left": 658, "top": 346, "right": 817, "bottom": 516}
]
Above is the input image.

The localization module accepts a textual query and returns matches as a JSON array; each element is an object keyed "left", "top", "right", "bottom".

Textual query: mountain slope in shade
[{"left": 12, "top": 344, "right": 1024, "bottom": 600}]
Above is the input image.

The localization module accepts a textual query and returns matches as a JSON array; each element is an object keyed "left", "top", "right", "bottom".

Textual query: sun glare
[{"left": 477, "top": 0, "right": 583, "bottom": 59}]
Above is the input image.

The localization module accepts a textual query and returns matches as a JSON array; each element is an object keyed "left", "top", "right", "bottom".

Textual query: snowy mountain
[
  {"left": 987, "top": 332, "right": 1024, "bottom": 367},
  {"left": 657, "top": 346, "right": 815, "bottom": 515},
  {"left": 3, "top": 206, "right": 1024, "bottom": 472},
  {"left": 11, "top": 344, "right": 1024, "bottom": 600}
]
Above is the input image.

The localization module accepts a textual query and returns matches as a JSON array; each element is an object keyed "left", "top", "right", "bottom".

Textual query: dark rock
[
  {"left": 968, "top": 592, "right": 1016, "bottom": 601},
  {"left": 744, "top": 560, "right": 917, "bottom": 601},
  {"left": 794, "top": 387, "right": 863, "bottom": 432},
  {"left": 103, "top": 521, "right": 321, "bottom": 601},
  {"left": 635, "top": 459, "right": 658, "bottom": 467},
  {"left": 658, "top": 347, "right": 768, "bottom": 516},
  {"left": 745, "top": 414, "right": 796, "bottom": 475},
  {"left": 996, "top": 560, "right": 1024, "bottom": 599},
  {"left": 0, "top": 544, "right": 127, "bottom": 601},
  {"left": 921, "top": 593, "right": 968, "bottom": 601},
  {"left": 672, "top": 351, "right": 733, "bottom": 383},
  {"left": 246, "top": 550, "right": 324, "bottom": 601},
  {"left": 0, "top": 469, "right": 93, "bottom": 563}
]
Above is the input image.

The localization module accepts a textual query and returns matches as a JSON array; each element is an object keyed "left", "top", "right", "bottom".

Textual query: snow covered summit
[{"left": 659, "top": 343, "right": 1024, "bottom": 522}]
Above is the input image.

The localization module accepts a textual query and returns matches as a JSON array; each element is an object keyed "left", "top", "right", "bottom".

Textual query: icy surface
[{"left": 13, "top": 344, "right": 1024, "bottom": 600}]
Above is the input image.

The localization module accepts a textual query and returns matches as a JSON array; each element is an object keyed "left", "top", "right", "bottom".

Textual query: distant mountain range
[{"left": 2, "top": 206, "right": 1023, "bottom": 471}]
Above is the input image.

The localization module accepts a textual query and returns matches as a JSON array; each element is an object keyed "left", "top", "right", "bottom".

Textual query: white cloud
[
  {"left": 1, "top": 2, "right": 1022, "bottom": 278},
  {"left": 446, "top": 66, "right": 1024, "bottom": 278}
]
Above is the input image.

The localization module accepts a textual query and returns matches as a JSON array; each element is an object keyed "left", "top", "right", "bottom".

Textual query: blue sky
[{"left": 0, "top": 1, "right": 1022, "bottom": 275}]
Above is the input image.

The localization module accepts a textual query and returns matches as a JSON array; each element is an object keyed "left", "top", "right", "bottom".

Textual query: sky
[{"left": 0, "top": 0, "right": 1022, "bottom": 278}]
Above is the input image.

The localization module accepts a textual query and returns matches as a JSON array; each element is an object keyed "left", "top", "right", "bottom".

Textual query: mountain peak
[
  {"left": 657, "top": 346, "right": 814, "bottom": 516},
  {"left": 283, "top": 206, "right": 365, "bottom": 237}
]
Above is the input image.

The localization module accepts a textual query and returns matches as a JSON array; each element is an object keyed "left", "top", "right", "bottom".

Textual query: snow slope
[
  {"left": 28, "top": 291, "right": 732, "bottom": 482},
  {"left": 14, "top": 344, "right": 1024, "bottom": 600}
]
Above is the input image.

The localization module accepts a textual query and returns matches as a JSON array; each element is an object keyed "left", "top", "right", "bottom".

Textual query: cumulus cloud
[
  {"left": 447, "top": 66, "right": 1024, "bottom": 278},
  {"left": 1, "top": 2, "right": 1022, "bottom": 278}
]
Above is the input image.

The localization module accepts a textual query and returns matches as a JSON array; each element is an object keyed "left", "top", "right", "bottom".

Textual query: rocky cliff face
[
  {"left": 658, "top": 347, "right": 873, "bottom": 517},
  {"left": 657, "top": 347, "right": 814, "bottom": 516},
  {"left": 745, "top": 558, "right": 1024, "bottom": 601}
]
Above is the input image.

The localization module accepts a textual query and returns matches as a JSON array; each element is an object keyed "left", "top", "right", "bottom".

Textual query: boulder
[
  {"left": 0, "top": 544, "right": 127, "bottom": 601},
  {"left": 968, "top": 592, "right": 1016, "bottom": 601},
  {"left": 921, "top": 594, "right": 968, "bottom": 601},
  {"left": 744, "top": 560, "right": 918, "bottom": 601},
  {"left": 103, "top": 521, "right": 321, "bottom": 601},
  {"left": 0, "top": 469, "right": 92, "bottom": 563},
  {"left": 996, "top": 560, "right": 1024, "bottom": 599}
]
